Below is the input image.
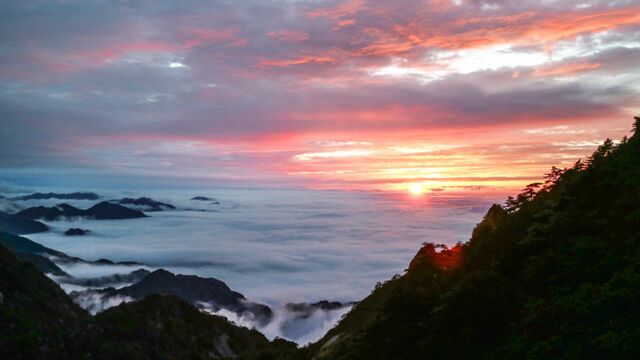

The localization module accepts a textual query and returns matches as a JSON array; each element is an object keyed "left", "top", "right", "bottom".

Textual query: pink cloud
[
  {"left": 533, "top": 62, "right": 602, "bottom": 77},
  {"left": 259, "top": 55, "right": 338, "bottom": 67},
  {"left": 306, "top": 0, "right": 365, "bottom": 20},
  {"left": 179, "top": 28, "right": 248, "bottom": 49}
]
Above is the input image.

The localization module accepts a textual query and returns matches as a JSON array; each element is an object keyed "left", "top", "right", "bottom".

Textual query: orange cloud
[
  {"left": 533, "top": 62, "right": 602, "bottom": 77},
  {"left": 340, "top": 6, "right": 640, "bottom": 61},
  {"left": 427, "top": 7, "right": 640, "bottom": 50},
  {"left": 259, "top": 55, "right": 338, "bottom": 67}
]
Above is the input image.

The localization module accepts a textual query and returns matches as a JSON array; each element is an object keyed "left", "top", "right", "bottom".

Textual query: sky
[{"left": 1, "top": 0, "right": 639, "bottom": 193}]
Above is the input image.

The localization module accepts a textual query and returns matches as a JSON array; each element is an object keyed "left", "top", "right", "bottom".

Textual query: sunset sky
[{"left": 1, "top": 0, "right": 639, "bottom": 192}]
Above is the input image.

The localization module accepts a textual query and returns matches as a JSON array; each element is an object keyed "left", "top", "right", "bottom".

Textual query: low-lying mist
[{"left": 206, "top": 303, "right": 353, "bottom": 345}]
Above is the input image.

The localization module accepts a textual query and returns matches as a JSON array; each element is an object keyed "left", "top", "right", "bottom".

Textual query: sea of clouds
[{"left": 8, "top": 187, "right": 504, "bottom": 343}]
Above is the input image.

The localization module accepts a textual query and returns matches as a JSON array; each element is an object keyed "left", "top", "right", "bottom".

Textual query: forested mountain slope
[
  {"left": 0, "top": 243, "right": 296, "bottom": 360},
  {"left": 307, "top": 118, "right": 640, "bottom": 359}
]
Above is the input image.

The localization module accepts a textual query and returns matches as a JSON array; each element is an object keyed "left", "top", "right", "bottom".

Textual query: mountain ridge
[
  {"left": 10, "top": 192, "right": 101, "bottom": 201},
  {"left": 70, "top": 268, "right": 274, "bottom": 323},
  {"left": 13, "top": 202, "right": 146, "bottom": 221},
  {"left": 0, "top": 211, "right": 48, "bottom": 235}
]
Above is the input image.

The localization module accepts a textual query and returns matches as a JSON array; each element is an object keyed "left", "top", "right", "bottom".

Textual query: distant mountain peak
[
  {"left": 71, "top": 267, "right": 274, "bottom": 324},
  {"left": 13, "top": 202, "right": 147, "bottom": 221},
  {"left": 115, "top": 197, "right": 176, "bottom": 211},
  {"left": 86, "top": 201, "right": 147, "bottom": 219},
  {"left": 11, "top": 192, "right": 101, "bottom": 201}
]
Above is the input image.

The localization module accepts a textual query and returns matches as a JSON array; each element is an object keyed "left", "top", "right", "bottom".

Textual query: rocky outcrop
[
  {"left": 407, "top": 243, "right": 463, "bottom": 272},
  {"left": 191, "top": 196, "right": 214, "bottom": 201}
]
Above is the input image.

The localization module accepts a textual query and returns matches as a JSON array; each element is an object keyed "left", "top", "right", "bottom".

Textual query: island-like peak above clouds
[
  {"left": 91, "top": 268, "right": 274, "bottom": 324},
  {"left": 112, "top": 197, "right": 176, "bottom": 211},
  {"left": 191, "top": 196, "right": 214, "bottom": 201},
  {"left": 190, "top": 196, "right": 220, "bottom": 204},
  {"left": 13, "top": 202, "right": 147, "bottom": 221},
  {"left": 64, "top": 228, "right": 91, "bottom": 236},
  {"left": 14, "top": 204, "right": 83, "bottom": 221},
  {"left": 85, "top": 202, "right": 147, "bottom": 219},
  {"left": 118, "top": 269, "right": 242, "bottom": 303},
  {"left": 11, "top": 192, "right": 101, "bottom": 201}
]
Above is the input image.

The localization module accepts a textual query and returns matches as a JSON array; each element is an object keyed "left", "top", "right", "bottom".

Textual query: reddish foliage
[{"left": 410, "top": 243, "right": 463, "bottom": 271}]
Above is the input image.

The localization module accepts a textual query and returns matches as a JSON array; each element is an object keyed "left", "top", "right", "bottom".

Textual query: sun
[{"left": 408, "top": 183, "right": 425, "bottom": 196}]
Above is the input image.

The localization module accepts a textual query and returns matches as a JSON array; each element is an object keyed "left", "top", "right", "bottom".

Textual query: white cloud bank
[{"left": 20, "top": 187, "right": 501, "bottom": 343}]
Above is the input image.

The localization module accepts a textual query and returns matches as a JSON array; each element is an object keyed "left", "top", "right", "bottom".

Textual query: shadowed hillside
[
  {"left": 0, "top": 243, "right": 297, "bottom": 360},
  {"left": 0, "top": 243, "right": 87, "bottom": 360},
  {"left": 74, "top": 295, "right": 293, "bottom": 360}
]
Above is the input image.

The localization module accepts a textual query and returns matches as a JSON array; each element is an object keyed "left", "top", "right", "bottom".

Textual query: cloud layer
[
  {"left": 25, "top": 188, "right": 498, "bottom": 303},
  {"left": 10, "top": 187, "right": 501, "bottom": 342}
]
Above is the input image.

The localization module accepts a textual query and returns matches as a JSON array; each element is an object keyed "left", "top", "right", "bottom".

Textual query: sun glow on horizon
[{"left": 408, "top": 183, "right": 426, "bottom": 196}]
